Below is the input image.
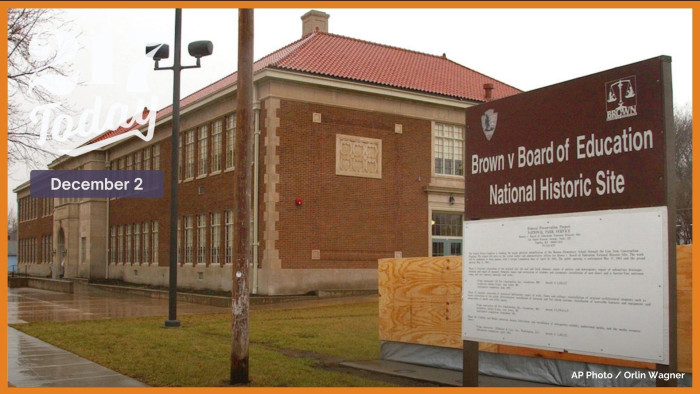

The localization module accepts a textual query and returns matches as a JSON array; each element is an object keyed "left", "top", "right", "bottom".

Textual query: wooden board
[
  {"left": 378, "top": 257, "right": 462, "bottom": 348},
  {"left": 378, "top": 245, "right": 691, "bottom": 372},
  {"left": 676, "top": 244, "right": 692, "bottom": 372}
]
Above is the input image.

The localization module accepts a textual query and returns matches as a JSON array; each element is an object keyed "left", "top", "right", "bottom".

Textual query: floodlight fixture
[
  {"left": 146, "top": 43, "right": 170, "bottom": 61},
  {"left": 188, "top": 40, "right": 213, "bottom": 59}
]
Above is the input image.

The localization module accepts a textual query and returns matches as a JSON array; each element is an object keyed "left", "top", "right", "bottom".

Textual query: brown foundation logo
[{"left": 606, "top": 76, "right": 637, "bottom": 121}]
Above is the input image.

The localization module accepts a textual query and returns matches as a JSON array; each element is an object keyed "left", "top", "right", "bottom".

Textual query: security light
[
  {"left": 188, "top": 40, "right": 213, "bottom": 59},
  {"left": 145, "top": 44, "right": 170, "bottom": 61}
]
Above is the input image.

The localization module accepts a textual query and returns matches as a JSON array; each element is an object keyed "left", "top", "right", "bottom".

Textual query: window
[
  {"left": 197, "top": 213, "right": 207, "bottom": 264},
  {"left": 143, "top": 222, "right": 150, "bottom": 264},
  {"left": 178, "top": 135, "right": 183, "bottom": 181},
  {"left": 211, "top": 119, "right": 223, "bottom": 172},
  {"left": 153, "top": 144, "right": 160, "bottom": 170},
  {"left": 134, "top": 151, "right": 142, "bottom": 170},
  {"left": 210, "top": 212, "right": 221, "bottom": 266},
  {"left": 184, "top": 215, "right": 194, "bottom": 264},
  {"left": 225, "top": 114, "right": 236, "bottom": 170},
  {"left": 126, "top": 224, "right": 132, "bottom": 264},
  {"left": 152, "top": 221, "right": 158, "bottom": 264},
  {"left": 143, "top": 147, "right": 151, "bottom": 170},
  {"left": 225, "top": 210, "right": 233, "bottom": 264},
  {"left": 126, "top": 155, "right": 134, "bottom": 171},
  {"left": 198, "top": 125, "right": 208, "bottom": 176},
  {"left": 110, "top": 227, "right": 116, "bottom": 264},
  {"left": 434, "top": 123, "right": 464, "bottom": 176},
  {"left": 185, "top": 131, "right": 195, "bottom": 179},
  {"left": 118, "top": 226, "right": 124, "bottom": 263},
  {"left": 431, "top": 212, "right": 463, "bottom": 257},
  {"left": 81, "top": 237, "right": 87, "bottom": 264},
  {"left": 177, "top": 218, "right": 181, "bottom": 264},
  {"left": 134, "top": 224, "right": 141, "bottom": 264},
  {"left": 43, "top": 236, "right": 48, "bottom": 264},
  {"left": 41, "top": 198, "right": 52, "bottom": 217}
]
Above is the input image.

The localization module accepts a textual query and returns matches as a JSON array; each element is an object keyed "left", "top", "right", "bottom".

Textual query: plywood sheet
[{"left": 378, "top": 245, "right": 691, "bottom": 371}]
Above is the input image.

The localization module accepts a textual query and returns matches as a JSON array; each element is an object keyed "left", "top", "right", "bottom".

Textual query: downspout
[
  {"left": 105, "top": 151, "right": 110, "bottom": 279},
  {"left": 252, "top": 86, "right": 260, "bottom": 294}
]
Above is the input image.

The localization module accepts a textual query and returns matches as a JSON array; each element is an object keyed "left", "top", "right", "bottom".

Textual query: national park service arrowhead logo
[{"left": 481, "top": 109, "right": 498, "bottom": 141}]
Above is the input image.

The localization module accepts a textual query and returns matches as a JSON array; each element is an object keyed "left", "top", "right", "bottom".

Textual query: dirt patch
[{"left": 256, "top": 343, "right": 439, "bottom": 387}]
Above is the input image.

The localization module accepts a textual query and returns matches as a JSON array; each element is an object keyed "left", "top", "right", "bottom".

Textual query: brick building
[{"left": 14, "top": 11, "right": 520, "bottom": 295}]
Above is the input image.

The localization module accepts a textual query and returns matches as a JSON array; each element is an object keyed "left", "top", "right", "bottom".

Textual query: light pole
[{"left": 147, "top": 8, "right": 213, "bottom": 328}]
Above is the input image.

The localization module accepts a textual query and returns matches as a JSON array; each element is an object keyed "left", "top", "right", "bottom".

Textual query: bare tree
[
  {"left": 7, "top": 9, "right": 75, "bottom": 167},
  {"left": 8, "top": 206, "right": 18, "bottom": 238},
  {"left": 674, "top": 105, "right": 692, "bottom": 244}
]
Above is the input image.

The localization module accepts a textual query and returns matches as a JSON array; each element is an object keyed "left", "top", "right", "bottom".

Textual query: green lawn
[{"left": 12, "top": 301, "right": 391, "bottom": 387}]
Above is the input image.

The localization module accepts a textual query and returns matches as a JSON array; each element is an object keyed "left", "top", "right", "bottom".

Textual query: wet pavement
[
  {"left": 9, "top": 283, "right": 227, "bottom": 324},
  {"left": 7, "top": 283, "right": 547, "bottom": 387},
  {"left": 8, "top": 327, "right": 148, "bottom": 387},
  {"left": 8, "top": 282, "right": 229, "bottom": 387},
  {"left": 6, "top": 283, "right": 382, "bottom": 387}
]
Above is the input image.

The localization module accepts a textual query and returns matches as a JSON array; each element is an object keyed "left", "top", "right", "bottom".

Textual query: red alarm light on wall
[{"left": 295, "top": 198, "right": 303, "bottom": 206}]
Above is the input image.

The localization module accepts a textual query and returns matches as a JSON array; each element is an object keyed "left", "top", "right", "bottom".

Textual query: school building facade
[{"left": 14, "top": 11, "right": 520, "bottom": 295}]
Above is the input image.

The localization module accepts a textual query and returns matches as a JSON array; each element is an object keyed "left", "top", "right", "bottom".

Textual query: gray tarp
[{"left": 381, "top": 341, "right": 691, "bottom": 387}]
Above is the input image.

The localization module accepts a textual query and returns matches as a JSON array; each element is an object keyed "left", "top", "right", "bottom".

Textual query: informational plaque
[
  {"left": 461, "top": 57, "right": 674, "bottom": 374},
  {"left": 462, "top": 207, "right": 668, "bottom": 363}
]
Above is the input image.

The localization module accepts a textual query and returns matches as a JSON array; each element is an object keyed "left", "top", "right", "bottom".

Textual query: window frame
[{"left": 432, "top": 121, "right": 465, "bottom": 178}]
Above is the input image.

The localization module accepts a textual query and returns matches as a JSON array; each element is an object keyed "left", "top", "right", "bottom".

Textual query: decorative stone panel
[{"left": 335, "top": 134, "right": 382, "bottom": 179}]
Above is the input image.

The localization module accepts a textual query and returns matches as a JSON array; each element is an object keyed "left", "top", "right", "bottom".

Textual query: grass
[{"left": 12, "top": 301, "right": 392, "bottom": 387}]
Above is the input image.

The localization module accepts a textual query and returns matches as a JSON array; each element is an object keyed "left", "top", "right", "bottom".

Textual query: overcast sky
[{"left": 7, "top": 7, "right": 693, "bottom": 214}]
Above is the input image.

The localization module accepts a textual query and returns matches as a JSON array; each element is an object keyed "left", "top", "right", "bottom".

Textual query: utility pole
[{"left": 231, "top": 8, "right": 254, "bottom": 385}]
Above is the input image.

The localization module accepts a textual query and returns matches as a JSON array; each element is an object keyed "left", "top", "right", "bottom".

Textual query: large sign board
[
  {"left": 463, "top": 207, "right": 668, "bottom": 363},
  {"left": 465, "top": 57, "right": 669, "bottom": 219},
  {"left": 462, "top": 57, "right": 673, "bottom": 365}
]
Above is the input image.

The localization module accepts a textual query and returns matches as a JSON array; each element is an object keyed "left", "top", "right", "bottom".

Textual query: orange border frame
[{"left": 1, "top": 2, "right": 697, "bottom": 393}]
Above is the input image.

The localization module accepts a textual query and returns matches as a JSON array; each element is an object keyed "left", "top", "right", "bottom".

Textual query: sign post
[{"left": 462, "top": 57, "right": 676, "bottom": 387}]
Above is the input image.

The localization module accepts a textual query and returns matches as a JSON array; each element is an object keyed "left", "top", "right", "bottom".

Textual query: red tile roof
[
  {"left": 267, "top": 32, "right": 520, "bottom": 101},
  {"left": 89, "top": 31, "right": 520, "bottom": 144},
  {"left": 87, "top": 107, "right": 153, "bottom": 144}
]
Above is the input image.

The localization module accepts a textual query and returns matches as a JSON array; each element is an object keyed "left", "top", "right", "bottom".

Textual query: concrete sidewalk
[
  {"left": 8, "top": 283, "right": 228, "bottom": 387},
  {"left": 8, "top": 327, "right": 147, "bottom": 387}
]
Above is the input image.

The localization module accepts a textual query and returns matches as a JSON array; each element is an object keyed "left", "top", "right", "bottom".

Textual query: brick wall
[
  {"left": 109, "top": 116, "right": 236, "bottom": 268},
  {"left": 17, "top": 196, "right": 53, "bottom": 264},
  {"left": 275, "top": 99, "right": 431, "bottom": 270}
]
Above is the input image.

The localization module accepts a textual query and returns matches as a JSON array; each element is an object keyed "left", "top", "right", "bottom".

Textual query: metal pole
[
  {"left": 656, "top": 55, "right": 678, "bottom": 387},
  {"left": 231, "top": 8, "right": 253, "bottom": 385},
  {"left": 462, "top": 340, "right": 479, "bottom": 386},
  {"left": 165, "top": 8, "right": 182, "bottom": 328}
]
